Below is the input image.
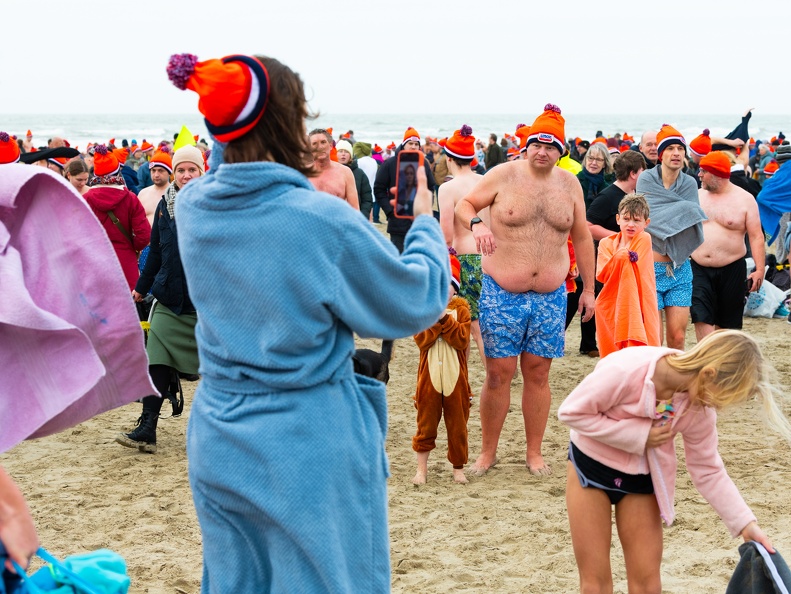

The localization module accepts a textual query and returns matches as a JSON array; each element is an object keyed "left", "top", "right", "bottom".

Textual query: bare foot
[
  {"left": 453, "top": 469, "right": 468, "bottom": 483},
  {"left": 526, "top": 455, "right": 552, "bottom": 477},
  {"left": 470, "top": 455, "right": 499, "bottom": 477},
  {"left": 412, "top": 468, "right": 427, "bottom": 485}
]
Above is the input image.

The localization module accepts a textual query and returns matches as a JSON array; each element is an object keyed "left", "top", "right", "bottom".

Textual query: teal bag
[{"left": 8, "top": 548, "right": 129, "bottom": 594}]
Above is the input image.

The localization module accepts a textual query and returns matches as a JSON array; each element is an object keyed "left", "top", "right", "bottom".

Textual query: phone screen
[{"left": 395, "top": 151, "right": 421, "bottom": 218}]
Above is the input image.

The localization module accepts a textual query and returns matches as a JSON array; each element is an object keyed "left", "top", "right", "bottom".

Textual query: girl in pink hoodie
[{"left": 558, "top": 330, "right": 791, "bottom": 593}]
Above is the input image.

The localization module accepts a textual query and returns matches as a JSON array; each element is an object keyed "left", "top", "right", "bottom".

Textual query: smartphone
[{"left": 394, "top": 150, "right": 424, "bottom": 219}]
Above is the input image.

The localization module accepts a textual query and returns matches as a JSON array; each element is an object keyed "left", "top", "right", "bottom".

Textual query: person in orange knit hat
[
  {"left": 412, "top": 251, "right": 472, "bottom": 485},
  {"left": 0, "top": 132, "right": 21, "bottom": 164},
  {"left": 456, "top": 103, "right": 596, "bottom": 477},
  {"left": 595, "top": 193, "right": 660, "bottom": 357},
  {"left": 137, "top": 147, "right": 173, "bottom": 228},
  {"left": 691, "top": 150, "right": 765, "bottom": 341},
  {"left": 437, "top": 125, "right": 488, "bottom": 370},
  {"left": 635, "top": 123, "right": 706, "bottom": 351}
]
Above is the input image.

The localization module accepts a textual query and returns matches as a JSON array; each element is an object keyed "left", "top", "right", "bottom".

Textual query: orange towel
[{"left": 595, "top": 231, "right": 660, "bottom": 358}]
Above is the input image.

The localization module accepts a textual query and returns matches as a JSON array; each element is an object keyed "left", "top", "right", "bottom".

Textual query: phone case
[{"left": 393, "top": 150, "right": 424, "bottom": 219}]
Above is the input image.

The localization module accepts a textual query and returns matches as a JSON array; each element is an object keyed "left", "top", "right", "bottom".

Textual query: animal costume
[{"left": 412, "top": 296, "right": 472, "bottom": 469}]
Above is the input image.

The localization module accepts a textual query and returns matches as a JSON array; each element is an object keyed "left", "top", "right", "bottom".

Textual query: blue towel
[
  {"left": 757, "top": 164, "right": 791, "bottom": 245},
  {"left": 177, "top": 147, "right": 448, "bottom": 592},
  {"left": 727, "top": 542, "right": 791, "bottom": 594}
]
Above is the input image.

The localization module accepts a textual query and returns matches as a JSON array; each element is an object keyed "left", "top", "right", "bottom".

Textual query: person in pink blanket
[{"left": 558, "top": 330, "right": 791, "bottom": 593}]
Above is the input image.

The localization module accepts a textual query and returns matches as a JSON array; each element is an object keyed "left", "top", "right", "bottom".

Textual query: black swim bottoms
[{"left": 568, "top": 442, "right": 654, "bottom": 505}]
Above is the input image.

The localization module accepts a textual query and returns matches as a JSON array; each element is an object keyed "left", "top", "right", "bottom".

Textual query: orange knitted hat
[
  {"left": 764, "top": 160, "right": 779, "bottom": 177},
  {"left": 449, "top": 253, "right": 461, "bottom": 292},
  {"left": 699, "top": 151, "right": 731, "bottom": 179},
  {"left": 167, "top": 53, "right": 270, "bottom": 144},
  {"left": 0, "top": 132, "right": 20, "bottom": 164},
  {"left": 526, "top": 104, "right": 565, "bottom": 153},
  {"left": 689, "top": 129, "right": 712, "bottom": 157},
  {"left": 515, "top": 124, "right": 531, "bottom": 151},
  {"left": 443, "top": 125, "right": 475, "bottom": 159},
  {"left": 149, "top": 148, "right": 173, "bottom": 173},
  {"left": 402, "top": 127, "right": 421, "bottom": 147},
  {"left": 656, "top": 124, "right": 686, "bottom": 157},
  {"left": 93, "top": 145, "right": 120, "bottom": 176}
]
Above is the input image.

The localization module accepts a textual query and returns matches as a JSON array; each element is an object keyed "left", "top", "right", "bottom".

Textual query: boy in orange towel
[
  {"left": 412, "top": 253, "right": 472, "bottom": 484},
  {"left": 595, "top": 193, "right": 661, "bottom": 357}
]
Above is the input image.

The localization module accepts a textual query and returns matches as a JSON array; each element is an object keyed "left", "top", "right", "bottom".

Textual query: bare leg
[
  {"left": 520, "top": 352, "right": 553, "bottom": 475},
  {"left": 471, "top": 355, "right": 517, "bottom": 474},
  {"left": 615, "top": 494, "right": 663, "bottom": 594},
  {"left": 452, "top": 468, "right": 468, "bottom": 484},
  {"left": 693, "top": 321, "right": 716, "bottom": 343},
  {"left": 470, "top": 320, "right": 486, "bottom": 371},
  {"left": 664, "top": 306, "right": 689, "bottom": 350},
  {"left": 412, "top": 451, "right": 429, "bottom": 485},
  {"left": 566, "top": 462, "right": 615, "bottom": 594}
]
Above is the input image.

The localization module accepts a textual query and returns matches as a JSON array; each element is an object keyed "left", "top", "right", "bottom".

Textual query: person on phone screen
[
  {"left": 397, "top": 164, "right": 417, "bottom": 214},
  {"left": 374, "top": 127, "right": 436, "bottom": 252}
]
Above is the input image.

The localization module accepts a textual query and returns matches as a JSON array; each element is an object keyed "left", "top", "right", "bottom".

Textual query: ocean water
[{"left": 3, "top": 112, "right": 790, "bottom": 152}]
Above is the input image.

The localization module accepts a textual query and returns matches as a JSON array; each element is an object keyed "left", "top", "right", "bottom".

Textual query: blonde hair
[
  {"left": 667, "top": 330, "right": 791, "bottom": 442},
  {"left": 583, "top": 142, "right": 614, "bottom": 175}
]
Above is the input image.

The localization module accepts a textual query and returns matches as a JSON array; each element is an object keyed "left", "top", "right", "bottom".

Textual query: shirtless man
[
  {"left": 438, "top": 125, "right": 488, "bottom": 369},
  {"left": 137, "top": 150, "right": 172, "bottom": 227},
  {"left": 455, "top": 104, "right": 596, "bottom": 476},
  {"left": 691, "top": 151, "right": 764, "bottom": 341},
  {"left": 308, "top": 128, "right": 359, "bottom": 210}
]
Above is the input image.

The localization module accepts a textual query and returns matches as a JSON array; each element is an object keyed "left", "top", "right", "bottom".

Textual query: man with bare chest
[
  {"left": 438, "top": 125, "right": 488, "bottom": 369},
  {"left": 455, "top": 104, "right": 596, "bottom": 476},
  {"left": 691, "top": 151, "right": 765, "bottom": 341},
  {"left": 308, "top": 128, "right": 359, "bottom": 210}
]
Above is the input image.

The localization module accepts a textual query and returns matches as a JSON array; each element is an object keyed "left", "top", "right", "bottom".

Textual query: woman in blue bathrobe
[{"left": 167, "top": 53, "right": 449, "bottom": 593}]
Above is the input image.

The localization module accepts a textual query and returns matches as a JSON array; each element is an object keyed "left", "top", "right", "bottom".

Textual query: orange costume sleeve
[{"left": 595, "top": 231, "right": 660, "bottom": 358}]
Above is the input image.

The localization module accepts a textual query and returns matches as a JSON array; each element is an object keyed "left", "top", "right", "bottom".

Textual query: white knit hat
[
  {"left": 336, "top": 140, "right": 353, "bottom": 156},
  {"left": 172, "top": 145, "right": 205, "bottom": 174}
]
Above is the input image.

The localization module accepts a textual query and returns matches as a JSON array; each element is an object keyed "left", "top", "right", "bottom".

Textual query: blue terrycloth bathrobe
[{"left": 176, "top": 150, "right": 448, "bottom": 594}]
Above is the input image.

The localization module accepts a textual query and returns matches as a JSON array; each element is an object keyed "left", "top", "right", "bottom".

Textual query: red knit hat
[
  {"left": 689, "top": 129, "right": 712, "bottom": 157},
  {"left": 443, "top": 125, "right": 475, "bottom": 160},
  {"left": 526, "top": 104, "right": 565, "bottom": 153},
  {"left": 167, "top": 53, "right": 270, "bottom": 144},
  {"left": 699, "top": 151, "right": 731, "bottom": 179},
  {"left": 149, "top": 148, "right": 173, "bottom": 173},
  {"left": 764, "top": 160, "right": 779, "bottom": 177},
  {"left": 401, "top": 127, "right": 420, "bottom": 147},
  {"left": 0, "top": 132, "right": 20, "bottom": 164},
  {"left": 449, "top": 253, "right": 461, "bottom": 292},
  {"left": 656, "top": 124, "right": 686, "bottom": 157},
  {"left": 93, "top": 145, "right": 120, "bottom": 176},
  {"left": 515, "top": 124, "right": 531, "bottom": 151}
]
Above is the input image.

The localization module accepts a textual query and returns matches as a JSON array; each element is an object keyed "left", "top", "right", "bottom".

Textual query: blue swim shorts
[
  {"left": 457, "top": 254, "right": 482, "bottom": 321},
  {"left": 654, "top": 259, "right": 692, "bottom": 310},
  {"left": 479, "top": 274, "right": 566, "bottom": 359}
]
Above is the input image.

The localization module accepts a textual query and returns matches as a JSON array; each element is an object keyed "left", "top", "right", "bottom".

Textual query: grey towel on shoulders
[{"left": 635, "top": 165, "right": 706, "bottom": 267}]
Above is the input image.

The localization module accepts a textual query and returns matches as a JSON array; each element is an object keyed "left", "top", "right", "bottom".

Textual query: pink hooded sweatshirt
[{"left": 558, "top": 346, "right": 756, "bottom": 538}]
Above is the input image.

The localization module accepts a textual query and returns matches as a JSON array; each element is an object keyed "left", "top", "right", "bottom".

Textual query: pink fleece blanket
[{"left": 0, "top": 165, "right": 155, "bottom": 453}]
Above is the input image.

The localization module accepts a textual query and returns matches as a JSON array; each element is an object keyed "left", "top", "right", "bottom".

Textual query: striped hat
[
  {"left": 443, "top": 125, "right": 475, "bottom": 160},
  {"left": 149, "top": 148, "right": 173, "bottom": 173},
  {"left": 526, "top": 104, "right": 565, "bottom": 153},
  {"left": 167, "top": 53, "right": 270, "bottom": 144},
  {"left": 657, "top": 124, "right": 686, "bottom": 157},
  {"left": 401, "top": 127, "right": 421, "bottom": 147},
  {"left": 93, "top": 145, "right": 120, "bottom": 176}
]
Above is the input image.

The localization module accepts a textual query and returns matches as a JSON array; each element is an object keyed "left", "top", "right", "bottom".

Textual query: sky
[{"left": 3, "top": 0, "right": 791, "bottom": 116}]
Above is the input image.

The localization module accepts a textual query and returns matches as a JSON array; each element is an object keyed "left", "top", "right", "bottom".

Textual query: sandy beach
[{"left": 2, "top": 316, "right": 790, "bottom": 593}]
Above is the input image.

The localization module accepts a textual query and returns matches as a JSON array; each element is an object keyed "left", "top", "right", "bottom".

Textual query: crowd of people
[{"left": 3, "top": 58, "right": 791, "bottom": 592}]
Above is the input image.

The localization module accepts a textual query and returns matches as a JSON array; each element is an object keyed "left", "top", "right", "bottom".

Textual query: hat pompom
[
  {"left": 544, "top": 103, "right": 561, "bottom": 114},
  {"left": 167, "top": 53, "right": 199, "bottom": 90},
  {"left": 448, "top": 246, "right": 458, "bottom": 256},
  {"left": 94, "top": 144, "right": 109, "bottom": 155},
  {"left": 160, "top": 145, "right": 171, "bottom": 154},
  {"left": 516, "top": 123, "right": 526, "bottom": 130},
  {"left": 460, "top": 125, "right": 473, "bottom": 137},
  {"left": 702, "top": 128, "right": 710, "bottom": 136},
  {"left": 0, "top": 132, "right": 10, "bottom": 142}
]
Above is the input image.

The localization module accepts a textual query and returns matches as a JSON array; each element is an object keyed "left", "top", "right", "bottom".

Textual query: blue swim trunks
[
  {"left": 654, "top": 259, "right": 692, "bottom": 310},
  {"left": 457, "top": 253, "right": 482, "bottom": 321},
  {"left": 479, "top": 274, "right": 566, "bottom": 359}
]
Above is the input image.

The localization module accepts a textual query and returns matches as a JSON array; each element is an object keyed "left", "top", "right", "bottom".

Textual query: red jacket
[{"left": 84, "top": 186, "right": 150, "bottom": 290}]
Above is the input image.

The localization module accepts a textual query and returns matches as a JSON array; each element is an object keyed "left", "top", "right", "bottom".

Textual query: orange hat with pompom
[
  {"left": 93, "top": 144, "right": 120, "bottom": 176},
  {"left": 764, "top": 160, "right": 779, "bottom": 177},
  {"left": 149, "top": 147, "right": 173, "bottom": 173},
  {"left": 689, "top": 129, "right": 712, "bottom": 157},
  {"left": 656, "top": 124, "right": 686, "bottom": 157},
  {"left": 526, "top": 104, "right": 565, "bottom": 153},
  {"left": 402, "top": 127, "right": 421, "bottom": 147},
  {"left": 443, "top": 125, "right": 475, "bottom": 159},
  {"left": 166, "top": 53, "right": 270, "bottom": 144},
  {"left": 515, "top": 124, "right": 531, "bottom": 152},
  {"left": 0, "top": 132, "right": 20, "bottom": 164},
  {"left": 449, "top": 252, "right": 461, "bottom": 292}
]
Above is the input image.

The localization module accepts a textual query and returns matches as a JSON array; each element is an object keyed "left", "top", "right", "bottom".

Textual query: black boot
[{"left": 115, "top": 408, "right": 159, "bottom": 453}]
